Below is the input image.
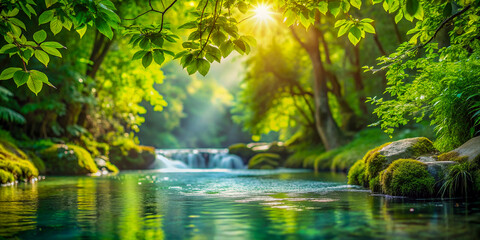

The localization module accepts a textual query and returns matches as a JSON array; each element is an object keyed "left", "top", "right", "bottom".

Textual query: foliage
[
  {"left": 109, "top": 136, "right": 155, "bottom": 170},
  {"left": 368, "top": 1, "right": 480, "bottom": 151},
  {"left": 380, "top": 159, "right": 435, "bottom": 197},
  {"left": 440, "top": 161, "right": 476, "bottom": 198},
  {"left": 0, "top": 86, "right": 25, "bottom": 124}
]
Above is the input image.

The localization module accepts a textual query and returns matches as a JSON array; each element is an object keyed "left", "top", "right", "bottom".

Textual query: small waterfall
[
  {"left": 154, "top": 149, "right": 245, "bottom": 169},
  {"left": 151, "top": 154, "right": 188, "bottom": 169}
]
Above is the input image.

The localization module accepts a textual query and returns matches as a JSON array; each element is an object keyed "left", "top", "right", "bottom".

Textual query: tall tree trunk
[{"left": 352, "top": 45, "right": 368, "bottom": 114}]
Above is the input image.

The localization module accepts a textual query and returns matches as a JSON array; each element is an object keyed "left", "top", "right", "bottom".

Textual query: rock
[
  {"left": 228, "top": 143, "right": 255, "bottom": 163},
  {"left": 347, "top": 160, "right": 366, "bottom": 186},
  {"left": 380, "top": 159, "right": 435, "bottom": 197},
  {"left": 364, "top": 137, "right": 436, "bottom": 182},
  {"left": 40, "top": 144, "right": 99, "bottom": 175},
  {"left": 438, "top": 136, "right": 480, "bottom": 163},
  {"left": 109, "top": 143, "right": 155, "bottom": 170},
  {"left": 248, "top": 153, "right": 281, "bottom": 169},
  {"left": 424, "top": 161, "right": 456, "bottom": 189},
  {"left": 378, "top": 137, "right": 436, "bottom": 163}
]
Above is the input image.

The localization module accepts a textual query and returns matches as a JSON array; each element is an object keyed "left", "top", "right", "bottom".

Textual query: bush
[
  {"left": 0, "top": 169, "right": 14, "bottom": 184},
  {"left": 248, "top": 153, "right": 281, "bottom": 169},
  {"left": 347, "top": 160, "right": 366, "bottom": 186},
  {"left": 381, "top": 159, "right": 435, "bottom": 197}
]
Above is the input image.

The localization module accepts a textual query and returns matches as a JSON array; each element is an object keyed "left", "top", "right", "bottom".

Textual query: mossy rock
[
  {"left": 228, "top": 143, "right": 255, "bottom": 163},
  {"left": 26, "top": 151, "right": 46, "bottom": 174},
  {"left": 40, "top": 144, "right": 99, "bottom": 175},
  {"left": 0, "top": 139, "right": 39, "bottom": 184},
  {"left": 437, "top": 136, "right": 480, "bottom": 164},
  {"left": 363, "top": 137, "right": 437, "bottom": 185},
  {"left": 265, "top": 142, "right": 290, "bottom": 159},
  {"left": 380, "top": 159, "right": 435, "bottom": 198},
  {"left": 248, "top": 153, "right": 281, "bottom": 169},
  {"left": 109, "top": 143, "right": 155, "bottom": 170},
  {"left": 347, "top": 160, "right": 366, "bottom": 186},
  {"left": 94, "top": 155, "right": 119, "bottom": 174},
  {"left": 369, "top": 175, "right": 382, "bottom": 193}
]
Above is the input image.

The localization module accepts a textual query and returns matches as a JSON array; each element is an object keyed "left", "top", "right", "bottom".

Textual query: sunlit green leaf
[
  {"left": 13, "top": 70, "right": 30, "bottom": 87},
  {"left": 0, "top": 67, "right": 22, "bottom": 80},
  {"left": 33, "top": 30, "right": 47, "bottom": 43}
]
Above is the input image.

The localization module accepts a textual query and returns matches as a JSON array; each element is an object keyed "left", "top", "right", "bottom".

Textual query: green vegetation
[
  {"left": 228, "top": 143, "right": 255, "bottom": 163},
  {"left": 248, "top": 153, "right": 281, "bottom": 170},
  {"left": 40, "top": 144, "right": 99, "bottom": 175},
  {"left": 109, "top": 137, "right": 155, "bottom": 170},
  {"left": 381, "top": 159, "right": 435, "bottom": 198},
  {"left": 347, "top": 160, "right": 366, "bottom": 186},
  {"left": 0, "top": 139, "right": 39, "bottom": 184},
  {"left": 440, "top": 162, "right": 476, "bottom": 198}
]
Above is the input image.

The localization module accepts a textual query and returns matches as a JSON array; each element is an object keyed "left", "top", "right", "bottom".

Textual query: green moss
[
  {"left": 105, "top": 161, "right": 119, "bottom": 173},
  {"left": 369, "top": 175, "right": 382, "bottom": 193},
  {"left": 248, "top": 153, "right": 281, "bottom": 169},
  {"left": 365, "top": 152, "right": 387, "bottom": 183},
  {"left": 347, "top": 160, "right": 366, "bottom": 186},
  {"left": 40, "top": 144, "right": 98, "bottom": 175},
  {"left": 0, "top": 169, "right": 14, "bottom": 184},
  {"left": 437, "top": 151, "right": 469, "bottom": 163},
  {"left": 411, "top": 137, "right": 436, "bottom": 156},
  {"left": 0, "top": 139, "right": 39, "bottom": 183},
  {"left": 362, "top": 142, "right": 391, "bottom": 163},
  {"left": 381, "top": 159, "right": 435, "bottom": 197},
  {"left": 228, "top": 143, "right": 255, "bottom": 162},
  {"left": 440, "top": 162, "right": 475, "bottom": 198}
]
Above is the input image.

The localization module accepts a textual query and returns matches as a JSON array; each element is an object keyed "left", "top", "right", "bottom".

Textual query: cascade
[{"left": 153, "top": 149, "right": 245, "bottom": 169}]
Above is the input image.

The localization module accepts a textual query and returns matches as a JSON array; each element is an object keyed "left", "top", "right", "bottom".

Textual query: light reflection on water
[{"left": 0, "top": 169, "right": 479, "bottom": 239}]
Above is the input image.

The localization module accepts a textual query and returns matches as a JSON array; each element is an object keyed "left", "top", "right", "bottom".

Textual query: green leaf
[
  {"left": 212, "top": 31, "right": 227, "bottom": 46},
  {"left": 406, "top": 0, "right": 419, "bottom": 17},
  {"left": 40, "top": 41, "right": 65, "bottom": 49},
  {"left": 41, "top": 46, "right": 62, "bottom": 58},
  {"left": 35, "top": 50, "right": 49, "bottom": 67},
  {"left": 350, "top": 0, "right": 361, "bottom": 9},
  {"left": 95, "top": 17, "right": 113, "bottom": 40},
  {"left": 220, "top": 40, "right": 234, "bottom": 57},
  {"left": 45, "top": 0, "right": 58, "bottom": 8},
  {"left": 30, "top": 70, "right": 53, "bottom": 88},
  {"left": 76, "top": 25, "right": 87, "bottom": 38},
  {"left": 329, "top": 1, "right": 341, "bottom": 18},
  {"left": 27, "top": 75, "right": 42, "bottom": 95},
  {"left": 0, "top": 44, "right": 16, "bottom": 54},
  {"left": 178, "top": 21, "right": 197, "bottom": 29},
  {"left": 38, "top": 10, "right": 54, "bottom": 25},
  {"left": 0, "top": 67, "right": 22, "bottom": 80},
  {"left": 50, "top": 18, "right": 63, "bottom": 35},
  {"left": 151, "top": 37, "right": 164, "bottom": 47},
  {"left": 13, "top": 70, "right": 30, "bottom": 87},
  {"left": 9, "top": 18, "right": 26, "bottom": 30},
  {"left": 317, "top": 2, "right": 328, "bottom": 14},
  {"left": 153, "top": 50, "right": 165, "bottom": 65},
  {"left": 237, "top": 2, "right": 248, "bottom": 14},
  {"left": 186, "top": 60, "right": 197, "bottom": 75},
  {"left": 142, "top": 51, "right": 153, "bottom": 68},
  {"left": 132, "top": 50, "right": 147, "bottom": 60},
  {"left": 395, "top": 11, "right": 403, "bottom": 23},
  {"left": 139, "top": 38, "right": 151, "bottom": 49},
  {"left": 33, "top": 30, "right": 47, "bottom": 43},
  {"left": 350, "top": 26, "right": 362, "bottom": 39},
  {"left": 174, "top": 50, "right": 188, "bottom": 60},
  {"left": 197, "top": 58, "right": 210, "bottom": 76},
  {"left": 233, "top": 39, "right": 246, "bottom": 54},
  {"left": 348, "top": 32, "right": 360, "bottom": 45},
  {"left": 362, "top": 23, "right": 375, "bottom": 34}
]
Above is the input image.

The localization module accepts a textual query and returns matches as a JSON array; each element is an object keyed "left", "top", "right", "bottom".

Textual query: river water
[{"left": 0, "top": 169, "right": 479, "bottom": 239}]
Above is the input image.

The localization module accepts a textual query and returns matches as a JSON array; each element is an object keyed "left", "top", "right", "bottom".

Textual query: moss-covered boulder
[
  {"left": 109, "top": 142, "right": 155, "bottom": 170},
  {"left": 363, "top": 137, "right": 436, "bottom": 183},
  {"left": 347, "top": 160, "right": 366, "bottom": 186},
  {"left": 228, "top": 143, "right": 255, "bottom": 163},
  {"left": 380, "top": 159, "right": 435, "bottom": 197},
  {"left": 0, "top": 140, "right": 39, "bottom": 184},
  {"left": 40, "top": 144, "right": 99, "bottom": 175},
  {"left": 248, "top": 153, "right": 281, "bottom": 169},
  {"left": 438, "top": 136, "right": 480, "bottom": 163}
]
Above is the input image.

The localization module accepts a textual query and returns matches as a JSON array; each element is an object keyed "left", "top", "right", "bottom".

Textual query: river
[{"left": 0, "top": 169, "right": 479, "bottom": 239}]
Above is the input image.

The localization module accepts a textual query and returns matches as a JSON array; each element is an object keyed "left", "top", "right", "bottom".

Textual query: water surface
[{"left": 1, "top": 169, "right": 479, "bottom": 239}]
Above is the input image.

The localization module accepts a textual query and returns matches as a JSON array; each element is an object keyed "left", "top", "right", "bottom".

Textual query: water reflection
[{"left": 0, "top": 170, "right": 479, "bottom": 239}]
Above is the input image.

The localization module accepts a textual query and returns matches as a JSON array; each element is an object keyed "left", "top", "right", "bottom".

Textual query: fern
[{"left": 0, "top": 106, "right": 26, "bottom": 124}]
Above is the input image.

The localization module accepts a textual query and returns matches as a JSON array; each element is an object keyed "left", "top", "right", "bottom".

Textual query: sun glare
[{"left": 252, "top": 4, "right": 273, "bottom": 23}]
